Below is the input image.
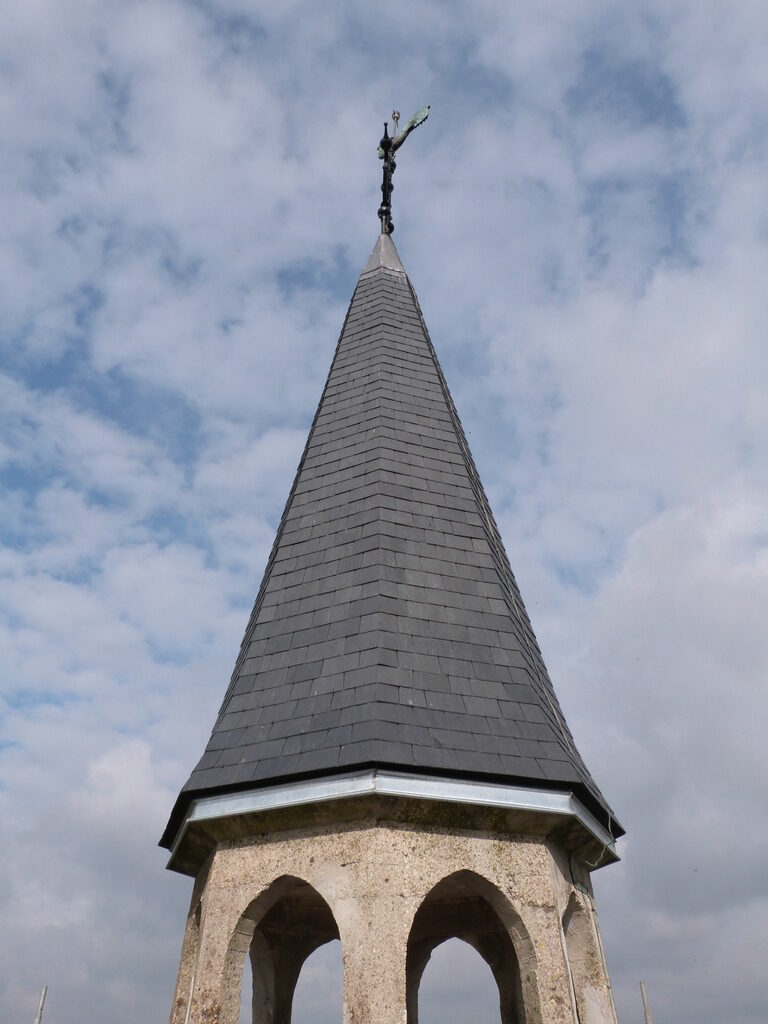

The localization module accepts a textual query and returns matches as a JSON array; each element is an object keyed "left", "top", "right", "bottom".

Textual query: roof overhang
[{"left": 165, "top": 769, "right": 619, "bottom": 876}]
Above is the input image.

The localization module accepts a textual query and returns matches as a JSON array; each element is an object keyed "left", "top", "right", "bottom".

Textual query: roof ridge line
[
  {"left": 214, "top": 279, "right": 364, "bottom": 722},
  {"left": 402, "top": 274, "right": 595, "bottom": 792}
]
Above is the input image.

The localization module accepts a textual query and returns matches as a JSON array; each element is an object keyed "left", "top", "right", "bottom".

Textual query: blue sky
[{"left": 2, "top": 3, "right": 767, "bottom": 1023}]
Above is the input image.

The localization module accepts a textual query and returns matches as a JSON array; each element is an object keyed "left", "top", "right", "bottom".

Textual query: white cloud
[{"left": 1, "top": 2, "right": 767, "bottom": 1023}]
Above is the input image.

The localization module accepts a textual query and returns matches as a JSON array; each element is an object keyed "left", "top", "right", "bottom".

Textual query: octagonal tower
[{"left": 161, "top": 230, "right": 623, "bottom": 1024}]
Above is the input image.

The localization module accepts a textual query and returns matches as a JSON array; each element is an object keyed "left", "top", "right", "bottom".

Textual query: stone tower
[{"left": 160, "top": 231, "right": 623, "bottom": 1024}]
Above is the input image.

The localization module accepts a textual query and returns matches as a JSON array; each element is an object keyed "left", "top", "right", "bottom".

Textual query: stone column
[
  {"left": 169, "top": 864, "right": 210, "bottom": 1024},
  {"left": 524, "top": 905, "right": 581, "bottom": 1024},
  {"left": 562, "top": 891, "right": 619, "bottom": 1024},
  {"left": 183, "top": 870, "right": 247, "bottom": 1024},
  {"left": 339, "top": 893, "right": 409, "bottom": 1024}
]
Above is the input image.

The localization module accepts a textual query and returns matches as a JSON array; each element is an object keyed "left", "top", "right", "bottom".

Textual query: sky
[{"left": 1, "top": 2, "right": 767, "bottom": 1022}]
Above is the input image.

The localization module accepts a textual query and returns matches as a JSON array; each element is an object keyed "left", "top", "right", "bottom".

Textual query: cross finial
[{"left": 377, "top": 105, "right": 430, "bottom": 235}]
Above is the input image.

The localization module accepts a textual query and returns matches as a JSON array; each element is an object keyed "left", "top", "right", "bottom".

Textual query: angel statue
[{"left": 377, "top": 105, "right": 430, "bottom": 235}]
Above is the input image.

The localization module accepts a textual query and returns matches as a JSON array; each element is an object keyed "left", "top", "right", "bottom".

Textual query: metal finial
[
  {"left": 640, "top": 981, "right": 655, "bottom": 1024},
  {"left": 34, "top": 986, "right": 48, "bottom": 1024},
  {"left": 377, "top": 105, "right": 430, "bottom": 235}
]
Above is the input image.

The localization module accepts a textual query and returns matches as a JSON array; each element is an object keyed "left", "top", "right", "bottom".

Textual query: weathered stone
[{"left": 168, "top": 814, "right": 618, "bottom": 1024}]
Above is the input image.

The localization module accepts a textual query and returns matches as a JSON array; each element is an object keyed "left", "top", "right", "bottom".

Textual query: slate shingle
[{"left": 161, "top": 233, "right": 621, "bottom": 849}]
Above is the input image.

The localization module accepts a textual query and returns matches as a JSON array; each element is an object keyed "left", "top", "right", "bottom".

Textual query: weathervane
[{"left": 377, "top": 104, "right": 430, "bottom": 235}]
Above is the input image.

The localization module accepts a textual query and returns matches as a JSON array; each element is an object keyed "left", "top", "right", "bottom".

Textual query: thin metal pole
[
  {"left": 640, "top": 980, "right": 655, "bottom": 1024},
  {"left": 33, "top": 985, "right": 48, "bottom": 1024},
  {"left": 183, "top": 969, "right": 196, "bottom": 1024}
]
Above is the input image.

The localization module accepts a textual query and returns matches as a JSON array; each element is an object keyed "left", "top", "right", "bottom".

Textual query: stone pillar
[
  {"left": 341, "top": 906, "right": 407, "bottom": 1024},
  {"left": 169, "top": 864, "right": 210, "bottom": 1024},
  {"left": 181, "top": 870, "right": 247, "bottom": 1024},
  {"left": 562, "top": 891, "right": 619, "bottom": 1024},
  {"left": 218, "top": 915, "right": 255, "bottom": 1024},
  {"left": 522, "top": 905, "right": 580, "bottom": 1024}
]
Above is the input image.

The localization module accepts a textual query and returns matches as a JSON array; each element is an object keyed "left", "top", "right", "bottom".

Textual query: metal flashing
[
  {"left": 168, "top": 770, "right": 616, "bottom": 866},
  {"left": 362, "top": 232, "right": 405, "bottom": 274}
]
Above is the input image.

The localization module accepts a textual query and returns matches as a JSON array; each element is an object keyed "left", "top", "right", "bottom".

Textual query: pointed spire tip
[{"left": 362, "top": 233, "right": 405, "bottom": 275}]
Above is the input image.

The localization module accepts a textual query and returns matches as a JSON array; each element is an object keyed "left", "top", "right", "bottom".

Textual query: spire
[{"left": 160, "top": 233, "right": 621, "bottom": 851}]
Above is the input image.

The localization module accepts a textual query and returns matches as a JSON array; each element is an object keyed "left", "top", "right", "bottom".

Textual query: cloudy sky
[{"left": 1, "top": 2, "right": 767, "bottom": 1022}]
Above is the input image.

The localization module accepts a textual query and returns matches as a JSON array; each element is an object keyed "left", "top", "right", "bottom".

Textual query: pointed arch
[
  {"left": 218, "top": 874, "right": 340, "bottom": 1024},
  {"left": 406, "top": 870, "right": 542, "bottom": 1024}
]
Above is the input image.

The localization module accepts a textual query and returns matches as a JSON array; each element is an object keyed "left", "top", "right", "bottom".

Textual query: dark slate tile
[
  {"left": 207, "top": 765, "right": 246, "bottom": 786},
  {"left": 296, "top": 747, "right": 340, "bottom": 772},
  {"left": 351, "top": 720, "right": 399, "bottom": 743},
  {"left": 462, "top": 695, "right": 501, "bottom": 717},
  {"left": 441, "top": 711, "right": 490, "bottom": 735},
  {"left": 214, "top": 747, "right": 247, "bottom": 768},
  {"left": 489, "top": 717, "right": 523, "bottom": 739},
  {"left": 458, "top": 750, "right": 504, "bottom": 774},
  {"left": 205, "top": 727, "right": 245, "bottom": 752},
  {"left": 330, "top": 687, "right": 357, "bottom": 710},
  {"left": 395, "top": 722, "right": 432, "bottom": 745},
  {"left": 336, "top": 739, "right": 389, "bottom": 764},
  {"left": 264, "top": 701, "right": 298, "bottom": 724},
  {"left": 261, "top": 754, "right": 301, "bottom": 778},
  {"left": 516, "top": 719, "right": 556, "bottom": 741},
  {"left": 431, "top": 728, "right": 477, "bottom": 752},
  {"left": 424, "top": 690, "right": 465, "bottom": 713},
  {"left": 521, "top": 702, "right": 548, "bottom": 724},
  {"left": 464, "top": 678, "right": 507, "bottom": 701},
  {"left": 517, "top": 739, "right": 546, "bottom": 758},
  {"left": 494, "top": 752, "right": 537, "bottom": 777},
  {"left": 538, "top": 758, "right": 581, "bottom": 782},
  {"left": 338, "top": 683, "right": 389, "bottom": 710},
  {"left": 245, "top": 737, "right": 285, "bottom": 759},
  {"left": 310, "top": 672, "right": 345, "bottom": 696},
  {"left": 289, "top": 680, "right": 313, "bottom": 701},
  {"left": 325, "top": 725, "right": 353, "bottom": 747},
  {"left": 410, "top": 744, "right": 461, "bottom": 772},
  {"left": 473, "top": 733, "right": 507, "bottom": 755},
  {"left": 539, "top": 740, "right": 572, "bottom": 762},
  {"left": 269, "top": 716, "right": 311, "bottom": 740},
  {"left": 295, "top": 693, "right": 334, "bottom": 717},
  {"left": 238, "top": 707, "right": 265, "bottom": 729},
  {"left": 193, "top": 751, "right": 221, "bottom": 771},
  {"left": 310, "top": 709, "right": 343, "bottom": 732}
]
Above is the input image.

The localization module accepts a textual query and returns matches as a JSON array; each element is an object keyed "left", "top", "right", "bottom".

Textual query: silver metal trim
[{"left": 168, "top": 770, "right": 616, "bottom": 864}]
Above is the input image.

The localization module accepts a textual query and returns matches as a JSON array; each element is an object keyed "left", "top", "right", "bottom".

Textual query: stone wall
[{"left": 169, "top": 819, "right": 617, "bottom": 1024}]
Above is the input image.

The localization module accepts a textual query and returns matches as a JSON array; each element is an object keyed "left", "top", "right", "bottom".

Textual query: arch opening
[
  {"left": 221, "top": 875, "right": 340, "bottom": 1024},
  {"left": 290, "top": 939, "right": 344, "bottom": 1023},
  {"left": 406, "top": 871, "right": 541, "bottom": 1024},
  {"left": 418, "top": 936, "right": 503, "bottom": 1023}
]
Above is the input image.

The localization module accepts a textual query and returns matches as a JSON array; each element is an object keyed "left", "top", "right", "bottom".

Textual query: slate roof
[{"left": 161, "top": 234, "right": 621, "bottom": 848}]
